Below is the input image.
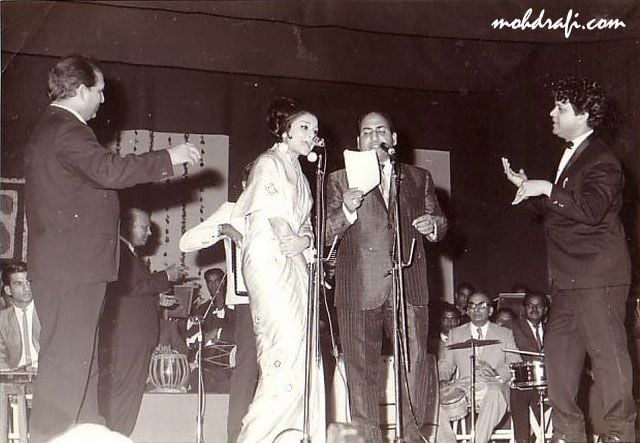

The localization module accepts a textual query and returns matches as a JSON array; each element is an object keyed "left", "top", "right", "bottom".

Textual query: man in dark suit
[
  {"left": 437, "top": 291, "right": 521, "bottom": 443},
  {"left": 502, "top": 77, "right": 635, "bottom": 443},
  {"left": 326, "top": 111, "right": 447, "bottom": 441},
  {"left": 98, "top": 208, "right": 184, "bottom": 435},
  {"left": 510, "top": 292, "right": 548, "bottom": 443},
  {"left": 0, "top": 262, "right": 40, "bottom": 371},
  {"left": 24, "top": 54, "right": 200, "bottom": 442}
]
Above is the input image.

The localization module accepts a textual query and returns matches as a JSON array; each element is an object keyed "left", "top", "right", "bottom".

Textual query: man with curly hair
[{"left": 502, "top": 77, "right": 635, "bottom": 443}]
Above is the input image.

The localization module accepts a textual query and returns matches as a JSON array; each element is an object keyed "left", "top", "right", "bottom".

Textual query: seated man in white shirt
[
  {"left": 0, "top": 261, "right": 40, "bottom": 371},
  {"left": 437, "top": 291, "right": 521, "bottom": 443}
]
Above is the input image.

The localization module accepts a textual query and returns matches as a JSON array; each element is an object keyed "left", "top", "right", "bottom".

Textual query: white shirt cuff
[{"left": 342, "top": 203, "right": 357, "bottom": 224}]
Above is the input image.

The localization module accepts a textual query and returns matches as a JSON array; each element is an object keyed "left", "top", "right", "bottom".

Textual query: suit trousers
[
  {"left": 545, "top": 286, "right": 636, "bottom": 442},
  {"left": 337, "top": 301, "right": 430, "bottom": 442},
  {"left": 99, "top": 342, "right": 155, "bottom": 436},
  {"left": 226, "top": 304, "right": 259, "bottom": 443},
  {"left": 510, "top": 388, "right": 541, "bottom": 443},
  {"left": 29, "top": 281, "right": 106, "bottom": 442},
  {"left": 437, "top": 383, "right": 508, "bottom": 443}
]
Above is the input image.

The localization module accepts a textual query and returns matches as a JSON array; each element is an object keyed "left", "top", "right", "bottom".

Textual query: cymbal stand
[
  {"left": 537, "top": 387, "right": 547, "bottom": 442},
  {"left": 389, "top": 157, "right": 416, "bottom": 442},
  {"left": 302, "top": 147, "right": 328, "bottom": 442},
  {"left": 469, "top": 341, "right": 477, "bottom": 443}
]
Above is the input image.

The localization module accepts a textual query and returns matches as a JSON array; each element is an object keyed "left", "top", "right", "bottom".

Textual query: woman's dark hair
[
  {"left": 267, "top": 97, "right": 307, "bottom": 141},
  {"left": 551, "top": 77, "right": 607, "bottom": 129},
  {"left": 48, "top": 54, "right": 101, "bottom": 101}
]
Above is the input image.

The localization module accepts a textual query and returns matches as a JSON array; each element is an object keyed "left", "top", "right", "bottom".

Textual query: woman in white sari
[{"left": 234, "top": 98, "right": 325, "bottom": 442}]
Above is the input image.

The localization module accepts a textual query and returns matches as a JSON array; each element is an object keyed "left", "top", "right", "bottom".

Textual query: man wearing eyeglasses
[{"left": 437, "top": 291, "right": 521, "bottom": 443}]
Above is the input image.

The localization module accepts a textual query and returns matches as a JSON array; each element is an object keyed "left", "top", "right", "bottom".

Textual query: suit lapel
[
  {"left": 32, "top": 309, "right": 41, "bottom": 352},
  {"left": 557, "top": 136, "right": 591, "bottom": 184}
]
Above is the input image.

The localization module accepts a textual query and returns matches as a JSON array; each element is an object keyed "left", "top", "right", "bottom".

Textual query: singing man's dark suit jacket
[
  {"left": 326, "top": 164, "right": 447, "bottom": 310},
  {"left": 0, "top": 306, "right": 41, "bottom": 370},
  {"left": 530, "top": 135, "right": 630, "bottom": 289},
  {"left": 101, "top": 240, "right": 170, "bottom": 348},
  {"left": 24, "top": 106, "right": 174, "bottom": 284}
]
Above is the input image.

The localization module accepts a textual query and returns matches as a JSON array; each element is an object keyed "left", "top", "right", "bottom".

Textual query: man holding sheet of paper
[{"left": 326, "top": 111, "right": 447, "bottom": 441}]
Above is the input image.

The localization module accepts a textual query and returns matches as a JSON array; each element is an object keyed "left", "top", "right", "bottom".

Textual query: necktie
[
  {"left": 380, "top": 165, "right": 390, "bottom": 207},
  {"left": 476, "top": 327, "right": 483, "bottom": 341},
  {"left": 534, "top": 325, "right": 543, "bottom": 350},
  {"left": 21, "top": 309, "right": 33, "bottom": 367}
]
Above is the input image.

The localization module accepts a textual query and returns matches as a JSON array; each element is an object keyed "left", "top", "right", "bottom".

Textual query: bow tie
[{"left": 563, "top": 141, "right": 574, "bottom": 150}]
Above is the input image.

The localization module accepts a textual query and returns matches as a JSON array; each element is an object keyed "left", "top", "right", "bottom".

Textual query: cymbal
[
  {"left": 502, "top": 348, "right": 545, "bottom": 357},
  {"left": 446, "top": 339, "right": 500, "bottom": 350}
]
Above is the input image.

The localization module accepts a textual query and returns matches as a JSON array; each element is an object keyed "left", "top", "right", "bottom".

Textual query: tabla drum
[
  {"left": 149, "top": 346, "right": 190, "bottom": 393},
  {"left": 510, "top": 360, "right": 546, "bottom": 389},
  {"left": 439, "top": 385, "right": 468, "bottom": 422}
]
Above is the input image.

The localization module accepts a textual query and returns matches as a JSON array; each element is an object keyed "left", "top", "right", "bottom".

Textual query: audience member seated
[
  {"left": 437, "top": 291, "right": 521, "bottom": 443},
  {"left": 0, "top": 261, "right": 40, "bottom": 371},
  {"left": 493, "top": 307, "right": 517, "bottom": 330},
  {"left": 454, "top": 282, "right": 474, "bottom": 324},
  {"left": 510, "top": 292, "right": 549, "bottom": 443},
  {"left": 430, "top": 302, "right": 461, "bottom": 358}
]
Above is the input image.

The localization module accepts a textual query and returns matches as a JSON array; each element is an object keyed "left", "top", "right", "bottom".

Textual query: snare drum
[
  {"left": 439, "top": 385, "right": 468, "bottom": 421},
  {"left": 510, "top": 360, "right": 546, "bottom": 389}
]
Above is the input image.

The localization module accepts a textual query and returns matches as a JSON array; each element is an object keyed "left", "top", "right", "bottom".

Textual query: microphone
[
  {"left": 380, "top": 142, "right": 396, "bottom": 158},
  {"left": 306, "top": 136, "right": 326, "bottom": 163}
]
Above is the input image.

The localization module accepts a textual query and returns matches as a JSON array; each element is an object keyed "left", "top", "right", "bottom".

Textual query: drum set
[
  {"left": 439, "top": 340, "right": 551, "bottom": 443},
  {"left": 505, "top": 349, "right": 551, "bottom": 442}
]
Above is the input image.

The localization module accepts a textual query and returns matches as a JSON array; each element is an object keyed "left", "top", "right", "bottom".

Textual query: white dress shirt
[
  {"left": 13, "top": 301, "right": 38, "bottom": 368},
  {"left": 554, "top": 129, "right": 593, "bottom": 183}
]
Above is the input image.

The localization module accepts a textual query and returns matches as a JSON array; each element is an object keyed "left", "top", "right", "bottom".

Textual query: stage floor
[{"left": 130, "top": 392, "right": 228, "bottom": 443}]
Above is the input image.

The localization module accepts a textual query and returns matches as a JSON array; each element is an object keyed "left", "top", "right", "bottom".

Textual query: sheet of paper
[{"left": 343, "top": 149, "right": 380, "bottom": 194}]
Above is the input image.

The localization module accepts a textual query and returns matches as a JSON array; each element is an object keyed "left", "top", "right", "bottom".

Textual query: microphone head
[
  {"left": 380, "top": 143, "right": 396, "bottom": 156},
  {"left": 306, "top": 151, "right": 318, "bottom": 163},
  {"left": 313, "top": 136, "right": 325, "bottom": 148},
  {"left": 306, "top": 136, "right": 325, "bottom": 162}
]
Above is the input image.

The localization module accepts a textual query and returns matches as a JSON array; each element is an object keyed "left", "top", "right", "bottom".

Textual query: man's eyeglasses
[{"left": 468, "top": 301, "right": 489, "bottom": 310}]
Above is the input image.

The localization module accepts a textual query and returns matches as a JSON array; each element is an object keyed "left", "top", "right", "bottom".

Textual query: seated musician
[
  {"left": 437, "top": 291, "right": 521, "bottom": 443},
  {"left": 185, "top": 268, "right": 232, "bottom": 348},
  {"left": 429, "top": 302, "right": 461, "bottom": 357},
  {"left": 0, "top": 261, "right": 40, "bottom": 371},
  {"left": 509, "top": 292, "right": 549, "bottom": 443},
  {"left": 493, "top": 306, "right": 517, "bottom": 330}
]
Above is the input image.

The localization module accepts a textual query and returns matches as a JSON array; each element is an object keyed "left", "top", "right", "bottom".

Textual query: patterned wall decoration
[
  {"left": 107, "top": 131, "right": 229, "bottom": 282},
  {"left": 0, "top": 178, "right": 27, "bottom": 263}
]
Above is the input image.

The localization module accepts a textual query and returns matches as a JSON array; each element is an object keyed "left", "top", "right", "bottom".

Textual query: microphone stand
[
  {"left": 388, "top": 155, "right": 416, "bottom": 443},
  {"left": 190, "top": 276, "right": 225, "bottom": 443},
  {"left": 192, "top": 317, "right": 205, "bottom": 443},
  {"left": 301, "top": 149, "right": 326, "bottom": 442}
]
